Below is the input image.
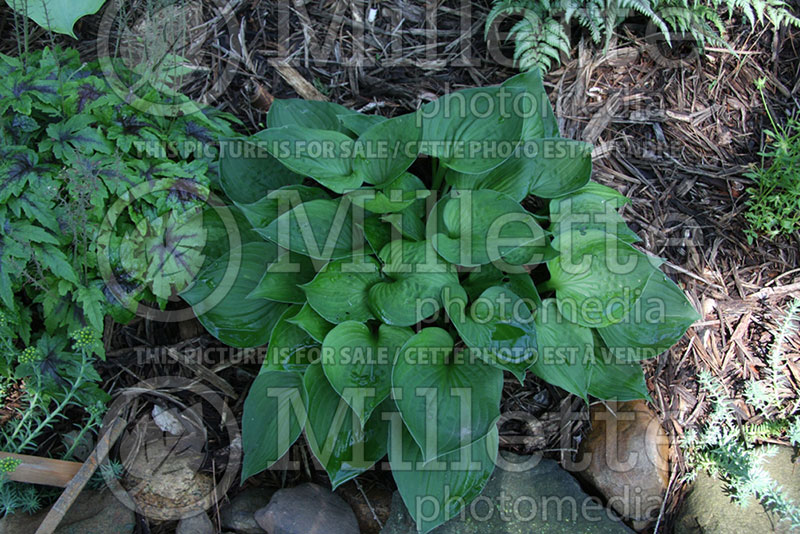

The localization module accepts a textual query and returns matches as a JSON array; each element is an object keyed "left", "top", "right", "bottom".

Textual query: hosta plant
[{"left": 182, "top": 70, "right": 699, "bottom": 533}]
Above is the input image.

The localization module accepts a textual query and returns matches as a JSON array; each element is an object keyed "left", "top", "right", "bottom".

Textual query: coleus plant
[{"left": 182, "top": 70, "right": 699, "bottom": 533}]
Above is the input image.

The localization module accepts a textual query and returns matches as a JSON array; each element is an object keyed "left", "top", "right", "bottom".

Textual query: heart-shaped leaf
[
  {"left": 303, "top": 257, "right": 382, "bottom": 323},
  {"left": 596, "top": 270, "right": 700, "bottom": 359},
  {"left": 262, "top": 306, "right": 319, "bottom": 373},
  {"left": 502, "top": 69, "right": 559, "bottom": 139},
  {"left": 442, "top": 285, "right": 537, "bottom": 381},
  {"left": 248, "top": 250, "right": 316, "bottom": 304},
  {"left": 531, "top": 298, "right": 593, "bottom": 400},
  {"left": 430, "top": 190, "right": 548, "bottom": 268},
  {"left": 303, "top": 363, "right": 390, "bottom": 489},
  {"left": 260, "top": 125, "right": 362, "bottom": 193},
  {"left": 180, "top": 242, "right": 290, "bottom": 348},
  {"left": 262, "top": 198, "right": 363, "bottom": 261},
  {"left": 547, "top": 233, "right": 658, "bottom": 328},
  {"left": 354, "top": 113, "right": 421, "bottom": 185},
  {"left": 267, "top": 99, "right": 358, "bottom": 133},
  {"left": 389, "top": 419, "right": 499, "bottom": 534},
  {"left": 242, "top": 185, "right": 330, "bottom": 237},
  {"left": 391, "top": 328, "right": 503, "bottom": 460},
  {"left": 460, "top": 264, "right": 542, "bottom": 310},
  {"left": 420, "top": 86, "right": 524, "bottom": 174},
  {"left": 339, "top": 113, "right": 387, "bottom": 136},
  {"left": 549, "top": 185, "right": 640, "bottom": 248},
  {"left": 322, "top": 321, "right": 413, "bottom": 425},
  {"left": 527, "top": 138, "right": 592, "bottom": 198},
  {"left": 368, "top": 240, "right": 458, "bottom": 326},
  {"left": 347, "top": 173, "right": 429, "bottom": 215},
  {"left": 241, "top": 370, "right": 307, "bottom": 480},
  {"left": 286, "top": 302, "right": 334, "bottom": 343}
]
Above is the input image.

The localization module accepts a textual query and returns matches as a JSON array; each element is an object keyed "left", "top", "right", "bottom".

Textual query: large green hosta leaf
[
  {"left": 368, "top": 240, "right": 458, "bottom": 326},
  {"left": 501, "top": 69, "right": 558, "bottom": 139},
  {"left": 287, "top": 302, "right": 334, "bottom": 343},
  {"left": 420, "top": 86, "right": 524, "bottom": 174},
  {"left": 588, "top": 332, "right": 650, "bottom": 400},
  {"left": 322, "top": 321, "right": 413, "bottom": 425},
  {"left": 260, "top": 126, "right": 361, "bottom": 193},
  {"left": 267, "top": 99, "right": 358, "bottom": 133},
  {"left": 262, "top": 306, "right": 319, "bottom": 374},
  {"left": 389, "top": 421, "right": 499, "bottom": 534},
  {"left": 241, "top": 370, "right": 307, "bottom": 480},
  {"left": 531, "top": 299, "right": 593, "bottom": 400},
  {"left": 303, "top": 257, "right": 383, "bottom": 323},
  {"left": 240, "top": 185, "right": 330, "bottom": 238},
  {"left": 596, "top": 271, "right": 700, "bottom": 359},
  {"left": 303, "top": 363, "right": 390, "bottom": 489},
  {"left": 248, "top": 250, "right": 316, "bottom": 304},
  {"left": 442, "top": 285, "right": 537, "bottom": 381},
  {"left": 549, "top": 184, "right": 639, "bottom": 247},
  {"left": 262, "top": 198, "right": 363, "bottom": 261},
  {"left": 546, "top": 232, "right": 658, "bottom": 328},
  {"left": 180, "top": 242, "right": 289, "bottom": 348},
  {"left": 429, "top": 190, "right": 548, "bottom": 268},
  {"left": 460, "top": 264, "right": 542, "bottom": 310},
  {"left": 391, "top": 328, "right": 503, "bottom": 461},
  {"left": 353, "top": 113, "right": 421, "bottom": 185}
]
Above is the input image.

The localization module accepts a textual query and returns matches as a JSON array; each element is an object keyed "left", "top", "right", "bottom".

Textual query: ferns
[{"left": 487, "top": 0, "right": 800, "bottom": 72}]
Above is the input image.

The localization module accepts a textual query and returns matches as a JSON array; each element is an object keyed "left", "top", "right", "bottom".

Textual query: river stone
[
  {"left": 576, "top": 400, "right": 669, "bottom": 526},
  {"left": 220, "top": 486, "right": 276, "bottom": 534},
  {"left": 0, "top": 489, "right": 135, "bottom": 534},
  {"left": 177, "top": 512, "right": 214, "bottom": 534},
  {"left": 381, "top": 452, "right": 634, "bottom": 533},
  {"left": 255, "top": 483, "right": 359, "bottom": 534},
  {"left": 675, "top": 446, "right": 800, "bottom": 534}
]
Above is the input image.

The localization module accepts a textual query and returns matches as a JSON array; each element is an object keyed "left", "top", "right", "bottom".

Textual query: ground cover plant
[
  {"left": 181, "top": 69, "right": 700, "bottom": 532},
  {"left": 486, "top": 0, "right": 800, "bottom": 72},
  {"left": 744, "top": 78, "right": 800, "bottom": 243}
]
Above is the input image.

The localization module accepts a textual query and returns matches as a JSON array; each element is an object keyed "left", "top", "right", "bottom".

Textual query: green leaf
[
  {"left": 442, "top": 285, "right": 537, "bottom": 381},
  {"left": 390, "top": 421, "right": 498, "bottom": 534},
  {"left": 588, "top": 333, "right": 650, "bottom": 401},
  {"left": 368, "top": 240, "right": 459, "bottom": 327},
  {"left": 5, "top": 0, "right": 106, "bottom": 38},
  {"left": 430, "top": 190, "right": 548, "bottom": 268},
  {"left": 391, "top": 328, "right": 503, "bottom": 460},
  {"left": 527, "top": 138, "right": 592, "bottom": 198},
  {"left": 243, "top": 185, "right": 330, "bottom": 235},
  {"left": 262, "top": 306, "right": 320, "bottom": 373},
  {"left": 549, "top": 185, "right": 639, "bottom": 247},
  {"left": 303, "top": 363, "right": 390, "bottom": 489},
  {"left": 180, "top": 242, "right": 291, "bottom": 347},
  {"left": 260, "top": 126, "right": 361, "bottom": 193},
  {"left": 322, "top": 321, "right": 413, "bottom": 425},
  {"left": 302, "top": 257, "right": 382, "bottom": 323},
  {"left": 501, "top": 69, "right": 559, "bottom": 138},
  {"left": 339, "top": 113, "right": 387, "bottom": 136},
  {"left": 286, "top": 302, "right": 334, "bottom": 343},
  {"left": 382, "top": 208, "right": 426, "bottom": 242},
  {"left": 36, "top": 244, "right": 78, "bottom": 284},
  {"left": 248, "top": 250, "right": 316, "bottom": 304},
  {"left": 353, "top": 113, "right": 421, "bottom": 185},
  {"left": 218, "top": 134, "right": 303, "bottom": 206},
  {"left": 241, "top": 370, "right": 307, "bottom": 480},
  {"left": 75, "top": 286, "right": 105, "bottom": 331},
  {"left": 420, "top": 86, "right": 525, "bottom": 174},
  {"left": 267, "top": 99, "right": 358, "bottom": 133},
  {"left": 547, "top": 234, "right": 657, "bottom": 328},
  {"left": 347, "top": 173, "right": 429, "bottom": 215},
  {"left": 596, "top": 271, "right": 700, "bottom": 359},
  {"left": 262, "top": 198, "right": 363, "bottom": 261},
  {"left": 531, "top": 299, "right": 593, "bottom": 400},
  {"left": 461, "top": 264, "right": 542, "bottom": 310}
]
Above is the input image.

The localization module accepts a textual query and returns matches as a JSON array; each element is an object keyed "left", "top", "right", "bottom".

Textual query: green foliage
[
  {"left": 682, "top": 299, "right": 800, "bottom": 530},
  {"left": 0, "top": 322, "right": 106, "bottom": 516},
  {"left": 487, "top": 0, "right": 800, "bottom": 72},
  {"left": 183, "top": 71, "right": 698, "bottom": 533},
  {"left": 744, "top": 79, "right": 800, "bottom": 243},
  {"left": 0, "top": 45, "right": 237, "bottom": 346},
  {"left": 5, "top": 0, "right": 107, "bottom": 38}
]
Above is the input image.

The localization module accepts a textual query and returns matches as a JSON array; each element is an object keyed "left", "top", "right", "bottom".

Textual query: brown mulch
[{"left": 2, "top": 1, "right": 800, "bottom": 532}]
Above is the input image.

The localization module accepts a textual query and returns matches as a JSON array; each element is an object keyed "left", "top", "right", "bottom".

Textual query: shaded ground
[{"left": 1, "top": 1, "right": 799, "bottom": 532}]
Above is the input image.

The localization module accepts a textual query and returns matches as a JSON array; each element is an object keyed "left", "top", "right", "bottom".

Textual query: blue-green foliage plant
[{"left": 181, "top": 69, "right": 700, "bottom": 533}]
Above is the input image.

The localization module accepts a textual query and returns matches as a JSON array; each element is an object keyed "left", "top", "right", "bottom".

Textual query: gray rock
[
  {"left": 381, "top": 452, "right": 634, "bottom": 534},
  {"left": 675, "top": 446, "right": 800, "bottom": 534},
  {"left": 0, "top": 489, "right": 135, "bottom": 534},
  {"left": 255, "top": 483, "right": 359, "bottom": 534},
  {"left": 220, "top": 486, "right": 275, "bottom": 534},
  {"left": 177, "top": 512, "right": 214, "bottom": 534}
]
